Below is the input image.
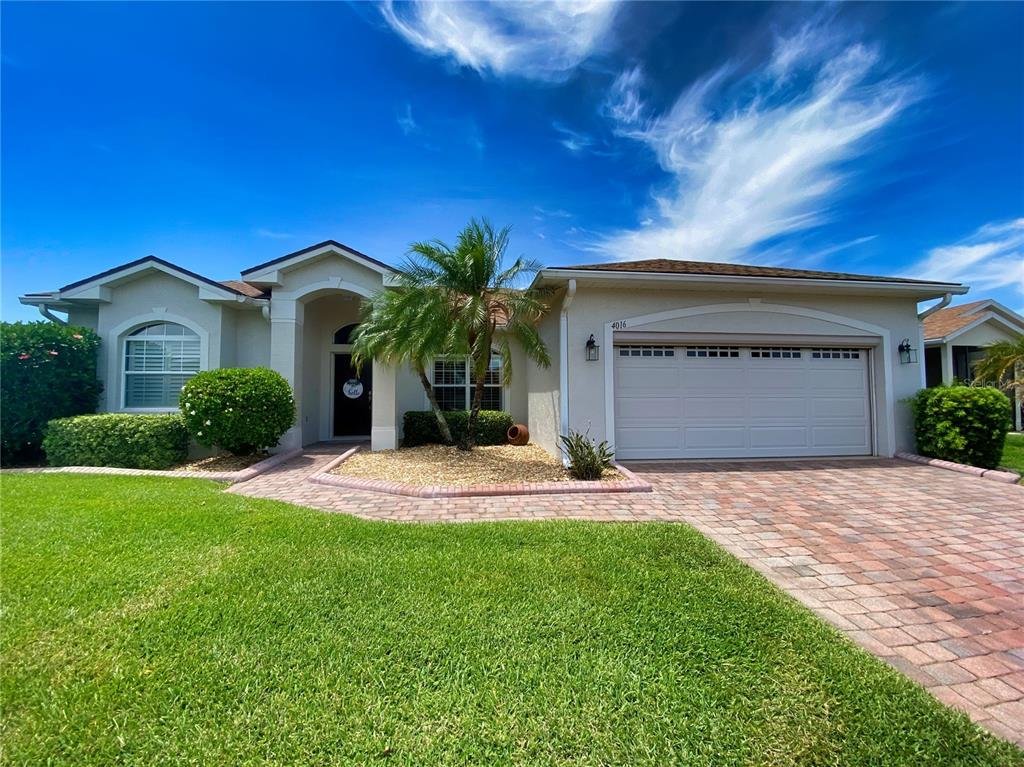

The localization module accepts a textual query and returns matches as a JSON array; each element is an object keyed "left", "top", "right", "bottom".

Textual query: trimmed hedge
[
  {"left": 403, "top": 410, "right": 513, "bottom": 447},
  {"left": 42, "top": 414, "right": 189, "bottom": 469},
  {"left": 1, "top": 321, "right": 101, "bottom": 466},
  {"left": 911, "top": 385, "right": 1012, "bottom": 470},
  {"left": 180, "top": 368, "right": 295, "bottom": 455}
]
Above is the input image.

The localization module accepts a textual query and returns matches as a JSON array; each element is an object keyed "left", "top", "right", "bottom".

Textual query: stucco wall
[
  {"left": 95, "top": 272, "right": 227, "bottom": 412},
  {"left": 300, "top": 293, "right": 363, "bottom": 444},
  {"left": 527, "top": 308, "right": 562, "bottom": 457},
  {"left": 556, "top": 286, "right": 928, "bottom": 457},
  {"left": 948, "top": 321, "right": 1021, "bottom": 348}
]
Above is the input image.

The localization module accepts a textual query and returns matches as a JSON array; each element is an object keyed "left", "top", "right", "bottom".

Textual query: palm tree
[
  {"left": 403, "top": 219, "right": 552, "bottom": 449},
  {"left": 973, "top": 336, "right": 1024, "bottom": 402},
  {"left": 352, "top": 285, "right": 456, "bottom": 445}
]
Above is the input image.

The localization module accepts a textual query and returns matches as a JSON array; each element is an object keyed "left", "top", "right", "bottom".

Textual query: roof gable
[
  {"left": 240, "top": 240, "right": 396, "bottom": 282},
  {"left": 923, "top": 299, "right": 1024, "bottom": 341},
  {"left": 58, "top": 256, "right": 250, "bottom": 301}
]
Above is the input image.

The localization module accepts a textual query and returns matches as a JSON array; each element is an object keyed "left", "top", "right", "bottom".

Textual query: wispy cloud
[
  {"left": 397, "top": 102, "right": 419, "bottom": 135},
  {"left": 906, "top": 218, "right": 1024, "bottom": 300},
  {"left": 255, "top": 228, "right": 295, "bottom": 240},
  {"left": 379, "top": 1, "right": 619, "bottom": 82},
  {"left": 534, "top": 205, "right": 572, "bottom": 221},
  {"left": 552, "top": 121, "right": 595, "bottom": 154},
  {"left": 595, "top": 21, "right": 919, "bottom": 262}
]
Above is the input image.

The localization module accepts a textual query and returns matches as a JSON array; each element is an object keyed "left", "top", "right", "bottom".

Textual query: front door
[{"left": 333, "top": 354, "right": 372, "bottom": 437}]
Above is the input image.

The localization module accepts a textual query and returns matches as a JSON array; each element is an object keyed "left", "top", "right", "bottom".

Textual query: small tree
[
  {"left": 352, "top": 286, "right": 456, "bottom": 445},
  {"left": 1, "top": 321, "right": 102, "bottom": 465},
  {"left": 974, "top": 336, "right": 1024, "bottom": 402},
  {"left": 180, "top": 368, "right": 294, "bottom": 455},
  {"left": 403, "top": 219, "right": 551, "bottom": 449}
]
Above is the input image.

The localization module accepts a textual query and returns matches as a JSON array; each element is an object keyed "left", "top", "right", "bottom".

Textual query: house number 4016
[{"left": 612, "top": 320, "right": 628, "bottom": 330}]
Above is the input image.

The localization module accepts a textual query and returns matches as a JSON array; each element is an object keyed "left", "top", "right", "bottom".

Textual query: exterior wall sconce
[
  {"left": 585, "top": 334, "right": 600, "bottom": 362},
  {"left": 898, "top": 338, "right": 918, "bottom": 364}
]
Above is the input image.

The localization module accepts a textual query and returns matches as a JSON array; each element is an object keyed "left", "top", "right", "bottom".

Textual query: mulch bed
[{"left": 331, "top": 444, "right": 621, "bottom": 487}]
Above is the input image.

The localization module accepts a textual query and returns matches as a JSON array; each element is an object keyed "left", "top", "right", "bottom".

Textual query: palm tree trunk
[
  {"left": 415, "top": 363, "right": 454, "bottom": 445},
  {"left": 463, "top": 328, "right": 493, "bottom": 451}
]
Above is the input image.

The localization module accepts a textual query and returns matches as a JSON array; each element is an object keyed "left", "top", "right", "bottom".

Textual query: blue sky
[{"left": 2, "top": 1, "right": 1022, "bottom": 321}]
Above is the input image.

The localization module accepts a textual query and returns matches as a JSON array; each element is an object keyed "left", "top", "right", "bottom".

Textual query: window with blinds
[
  {"left": 431, "top": 354, "right": 503, "bottom": 411},
  {"left": 123, "top": 322, "right": 201, "bottom": 408}
]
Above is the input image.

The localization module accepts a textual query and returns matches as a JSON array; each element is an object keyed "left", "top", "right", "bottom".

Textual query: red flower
[
  {"left": 72, "top": 333, "right": 83, "bottom": 340},
  {"left": 18, "top": 353, "right": 30, "bottom": 360},
  {"left": 49, "top": 350, "right": 59, "bottom": 356}
]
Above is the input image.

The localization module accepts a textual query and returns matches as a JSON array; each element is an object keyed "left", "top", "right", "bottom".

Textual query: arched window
[
  {"left": 123, "top": 322, "right": 201, "bottom": 409},
  {"left": 333, "top": 323, "right": 359, "bottom": 345}
]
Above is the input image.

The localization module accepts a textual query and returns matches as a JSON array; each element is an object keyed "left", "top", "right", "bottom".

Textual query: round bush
[
  {"left": 180, "top": 368, "right": 295, "bottom": 455},
  {"left": 911, "top": 385, "right": 1012, "bottom": 469}
]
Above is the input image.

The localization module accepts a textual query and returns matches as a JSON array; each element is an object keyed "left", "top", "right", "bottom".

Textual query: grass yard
[
  {"left": 2, "top": 476, "right": 1020, "bottom": 766},
  {"left": 1001, "top": 432, "right": 1024, "bottom": 477}
]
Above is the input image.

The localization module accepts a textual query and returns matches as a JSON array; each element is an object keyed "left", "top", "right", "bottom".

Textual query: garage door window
[
  {"left": 684, "top": 346, "right": 740, "bottom": 358},
  {"left": 618, "top": 346, "right": 675, "bottom": 358},
  {"left": 811, "top": 348, "right": 861, "bottom": 359},
  {"left": 750, "top": 347, "right": 802, "bottom": 359}
]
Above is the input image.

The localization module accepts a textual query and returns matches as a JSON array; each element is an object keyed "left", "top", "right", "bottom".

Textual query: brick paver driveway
[{"left": 231, "top": 448, "right": 1024, "bottom": 743}]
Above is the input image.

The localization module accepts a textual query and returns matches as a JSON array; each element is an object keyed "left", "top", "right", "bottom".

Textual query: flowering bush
[
  {"left": 1, "top": 321, "right": 101, "bottom": 465},
  {"left": 179, "top": 368, "right": 294, "bottom": 455}
]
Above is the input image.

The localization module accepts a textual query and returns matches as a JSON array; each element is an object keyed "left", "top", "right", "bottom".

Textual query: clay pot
[{"left": 507, "top": 424, "right": 530, "bottom": 446}]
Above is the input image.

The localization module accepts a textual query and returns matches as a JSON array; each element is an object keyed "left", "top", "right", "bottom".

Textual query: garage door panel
[
  {"left": 811, "top": 397, "right": 868, "bottom": 418},
  {"left": 614, "top": 344, "right": 872, "bottom": 459},
  {"left": 812, "top": 425, "right": 870, "bottom": 449},
  {"left": 616, "top": 427, "right": 680, "bottom": 450},
  {"left": 748, "top": 397, "right": 808, "bottom": 418},
  {"left": 683, "top": 397, "right": 746, "bottom": 418},
  {"left": 617, "top": 396, "right": 680, "bottom": 419},
  {"left": 747, "top": 369, "right": 806, "bottom": 389},
  {"left": 683, "top": 427, "right": 746, "bottom": 449},
  {"left": 749, "top": 427, "right": 809, "bottom": 448}
]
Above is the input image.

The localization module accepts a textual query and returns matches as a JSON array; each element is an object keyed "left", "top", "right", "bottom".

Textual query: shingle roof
[
  {"left": 59, "top": 255, "right": 252, "bottom": 297},
  {"left": 219, "top": 280, "right": 269, "bottom": 299},
  {"left": 922, "top": 300, "right": 990, "bottom": 340},
  {"left": 549, "top": 258, "right": 957, "bottom": 285}
]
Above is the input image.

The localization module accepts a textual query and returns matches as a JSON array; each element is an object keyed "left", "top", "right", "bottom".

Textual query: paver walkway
[{"left": 230, "top": 445, "right": 1024, "bottom": 744}]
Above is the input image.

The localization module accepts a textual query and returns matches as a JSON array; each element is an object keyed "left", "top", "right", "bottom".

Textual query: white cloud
[
  {"left": 595, "top": 23, "right": 918, "bottom": 263},
  {"left": 255, "top": 228, "right": 294, "bottom": 240},
  {"left": 906, "top": 218, "right": 1024, "bottom": 299},
  {"left": 379, "top": 1, "right": 619, "bottom": 82},
  {"left": 552, "top": 121, "right": 595, "bottom": 153},
  {"left": 397, "top": 103, "right": 419, "bottom": 135}
]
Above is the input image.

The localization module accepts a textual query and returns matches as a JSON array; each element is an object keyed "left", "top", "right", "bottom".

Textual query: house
[
  {"left": 20, "top": 241, "right": 971, "bottom": 460},
  {"left": 923, "top": 299, "right": 1024, "bottom": 430}
]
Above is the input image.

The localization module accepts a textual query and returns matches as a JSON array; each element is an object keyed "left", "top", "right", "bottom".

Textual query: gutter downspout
[
  {"left": 918, "top": 292, "right": 952, "bottom": 321},
  {"left": 558, "top": 279, "right": 577, "bottom": 464},
  {"left": 37, "top": 303, "right": 68, "bottom": 326}
]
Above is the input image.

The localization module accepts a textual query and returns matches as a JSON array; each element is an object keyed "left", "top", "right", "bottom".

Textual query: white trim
[
  {"left": 423, "top": 354, "right": 509, "bottom": 412},
  {"left": 271, "top": 278, "right": 376, "bottom": 302},
  {"left": 60, "top": 259, "right": 244, "bottom": 303},
  {"left": 558, "top": 279, "right": 577, "bottom": 457},
  {"left": 539, "top": 268, "right": 967, "bottom": 297},
  {"left": 602, "top": 301, "right": 896, "bottom": 458}
]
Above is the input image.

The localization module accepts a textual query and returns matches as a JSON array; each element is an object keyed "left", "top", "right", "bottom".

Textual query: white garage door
[{"left": 614, "top": 345, "right": 872, "bottom": 459}]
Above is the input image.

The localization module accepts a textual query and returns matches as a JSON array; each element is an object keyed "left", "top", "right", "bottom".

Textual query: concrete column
[
  {"left": 941, "top": 343, "right": 954, "bottom": 385},
  {"left": 269, "top": 299, "right": 304, "bottom": 451},
  {"left": 370, "top": 359, "right": 398, "bottom": 450}
]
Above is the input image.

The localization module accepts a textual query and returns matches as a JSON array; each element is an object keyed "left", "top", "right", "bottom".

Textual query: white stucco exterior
[{"left": 21, "top": 243, "right": 969, "bottom": 459}]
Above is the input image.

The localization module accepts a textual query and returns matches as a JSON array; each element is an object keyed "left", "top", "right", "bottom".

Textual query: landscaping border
[
  {"left": 896, "top": 451, "right": 1021, "bottom": 484},
  {"left": 309, "top": 446, "right": 653, "bottom": 497},
  {"left": 2, "top": 448, "right": 304, "bottom": 484}
]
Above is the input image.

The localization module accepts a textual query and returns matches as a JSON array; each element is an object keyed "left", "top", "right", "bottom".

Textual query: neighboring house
[
  {"left": 20, "top": 242, "right": 967, "bottom": 460},
  {"left": 923, "top": 299, "right": 1024, "bottom": 430}
]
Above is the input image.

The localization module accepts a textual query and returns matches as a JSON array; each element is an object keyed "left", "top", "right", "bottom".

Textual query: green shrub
[
  {"left": 43, "top": 414, "right": 188, "bottom": 469},
  {"left": 911, "top": 385, "right": 1012, "bottom": 469},
  {"left": 403, "top": 410, "right": 513, "bottom": 447},
  {"left": 1, "top": 321, "right": 102, "bottom": 465},
  {"left": 559, "top": 429, "right": 614, "bottom": 481},
  {"left": 180, "top": 368, "right": 294, "bottom": 455}
]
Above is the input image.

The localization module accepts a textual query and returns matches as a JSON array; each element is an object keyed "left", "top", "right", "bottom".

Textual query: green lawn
[
  {"left": 2, "top": 476, "right": 1020, "bottom": 766},
  {"left": 1001, "top": 432, "right": 1024, "bottom": 476}
]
